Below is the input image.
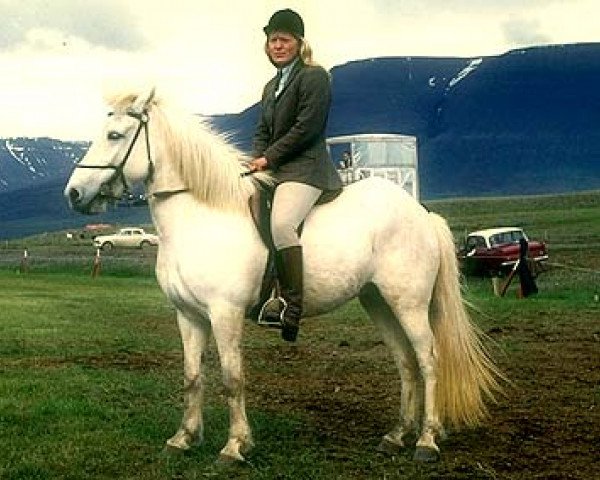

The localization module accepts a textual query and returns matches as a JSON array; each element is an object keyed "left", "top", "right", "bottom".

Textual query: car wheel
[
  {"left": 140, "top": 240, "right": 151, "bottom": 250},
  {"left": 102, "top": 242, "right": 114, "bottom": 252}
]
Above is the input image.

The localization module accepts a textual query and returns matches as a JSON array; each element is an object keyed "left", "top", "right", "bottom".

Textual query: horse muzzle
[{"left": 64, "top": 184, "right": 111, "bottom": 214}]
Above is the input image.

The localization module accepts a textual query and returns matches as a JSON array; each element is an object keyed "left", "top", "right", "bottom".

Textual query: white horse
[{"left": 64, "top": 88, "right": 503, "bottom": 463}]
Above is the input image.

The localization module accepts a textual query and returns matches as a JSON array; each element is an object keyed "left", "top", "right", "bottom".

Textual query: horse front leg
[
  {"left": 211, "top": 304, "right": 253, "bottom": 462},
  {"left": 166, "top": 311, "right": 211, "bottom": 452}
]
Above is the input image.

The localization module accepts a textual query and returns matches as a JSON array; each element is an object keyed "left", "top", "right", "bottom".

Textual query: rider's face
[{"left": 267, "top": 31, "right": 300, "bottom": 68}]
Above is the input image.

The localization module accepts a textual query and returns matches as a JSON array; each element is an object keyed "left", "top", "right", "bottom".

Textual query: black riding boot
[{"left": 275, "top": 246, "right": 303, "bottom": 342}]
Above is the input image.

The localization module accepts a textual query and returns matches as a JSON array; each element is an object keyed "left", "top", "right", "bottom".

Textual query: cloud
[
  {"left": 502, "top": 15, "right": 551, "bottom": 47},
  {"left": 0, "top": 0, "right": 598, "bottom": 140},
  {"left": 0, "top": 0, "right": 148, "bottom": 51}
]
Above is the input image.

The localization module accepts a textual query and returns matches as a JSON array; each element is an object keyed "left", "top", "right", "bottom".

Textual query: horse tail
[{"left": 428, "top": 212, "right": 505, "bottom": 428}]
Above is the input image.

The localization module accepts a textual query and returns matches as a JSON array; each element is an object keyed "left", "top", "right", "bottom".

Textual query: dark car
[{"left": 458, "top": 227, "right": 548, "bottom": 276}]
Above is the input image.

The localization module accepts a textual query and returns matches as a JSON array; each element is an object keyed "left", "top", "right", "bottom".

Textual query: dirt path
[{"left": 244, "top": 313, "right": 600, "bottom": 479}]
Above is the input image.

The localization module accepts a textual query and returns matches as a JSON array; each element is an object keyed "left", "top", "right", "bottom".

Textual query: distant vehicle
[
  {"left": 93, "top": 227, "right": 158, "bottom": 251},
  {"left": 458, "top": 227, "right": 548, "bottom": 276},
  {"left": 118, "top": 193, "right": 148, "bottom": 207}
]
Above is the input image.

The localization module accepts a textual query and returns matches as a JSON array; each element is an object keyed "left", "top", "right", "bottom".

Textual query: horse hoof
[
  {"left": 376, "top": 438, "right": 404, "bottom": 455},
  {"left": 413, "top": 446, "right": 440, "bottom": 463},
  {"left": 162, "top": 444, "right": 188, "bottom": 457},
  {"left": 217, "top": 452, "right": 245, "bottom": 464}
]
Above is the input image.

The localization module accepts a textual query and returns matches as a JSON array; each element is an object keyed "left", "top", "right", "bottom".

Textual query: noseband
[{"left": 75, "top": 110, "right": 154, "bottom": 199}]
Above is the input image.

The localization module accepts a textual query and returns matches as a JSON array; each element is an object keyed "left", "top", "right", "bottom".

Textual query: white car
[{"left": 93, "top": 227, "right": 158, "bottom": 251}]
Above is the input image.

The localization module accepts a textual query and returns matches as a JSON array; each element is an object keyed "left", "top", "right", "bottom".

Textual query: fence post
[
  {"left": 491, "top": 276, "right": 502, "bottom": 296},
  {"left": 91, "top": 248, "right": 101, "bottom": 277},
  {"left": 19, "top": 248, "right": 29, "bottom": 273}
]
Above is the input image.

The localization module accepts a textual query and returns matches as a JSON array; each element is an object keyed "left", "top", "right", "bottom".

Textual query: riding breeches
[{"left": 271, "top": 182, "right": 322, "bottom": 250}]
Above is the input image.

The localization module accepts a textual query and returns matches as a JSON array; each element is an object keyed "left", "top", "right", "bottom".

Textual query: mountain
[
  {"left": 0, "top": 137, "right": 88, "bottom": 193},
  {"left": 423, "top": 43, "right": 600, "bottom": 197},
  {"left": 2, "top": 42, "right": 600, "bottom": 239}
]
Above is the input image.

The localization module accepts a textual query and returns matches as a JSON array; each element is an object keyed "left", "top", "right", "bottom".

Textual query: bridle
[{"left": 75, "top": 109, "right": 154, "bottom": 199}]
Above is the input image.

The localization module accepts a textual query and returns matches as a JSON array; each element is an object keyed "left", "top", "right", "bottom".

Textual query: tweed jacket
[{"left": 252, "top": 60, "right": 343, "bottom": 192}]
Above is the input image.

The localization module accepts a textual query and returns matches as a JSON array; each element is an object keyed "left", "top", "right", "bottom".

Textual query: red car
[{"left": 458, "top": 227, "right": 548, "bottom": 276}]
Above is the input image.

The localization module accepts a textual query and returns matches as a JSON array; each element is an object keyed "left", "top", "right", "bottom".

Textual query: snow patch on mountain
[
  {"left": 0, "top": 138, "right": 89, "bottom": 192},
  {"left": 448, "top": 58, "right": 483, "bottom": 88}
]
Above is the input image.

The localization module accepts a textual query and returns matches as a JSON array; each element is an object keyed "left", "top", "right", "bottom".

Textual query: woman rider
[{"left": 249, "top": 9, "right": 342, "bottom": 342}]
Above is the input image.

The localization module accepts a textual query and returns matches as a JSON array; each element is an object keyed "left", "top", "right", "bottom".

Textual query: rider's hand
[{"left": 249, "top": 157, "right": 269, "bottom": 172}]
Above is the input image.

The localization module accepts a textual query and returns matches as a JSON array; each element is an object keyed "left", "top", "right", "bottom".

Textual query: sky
[{"left": 0, "top": 0, "right": 597, "bottom": 141}]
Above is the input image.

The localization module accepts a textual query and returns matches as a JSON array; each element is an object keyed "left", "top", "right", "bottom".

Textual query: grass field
[{"left": 0, "top": 190, "right": 599, "bottom": 479}]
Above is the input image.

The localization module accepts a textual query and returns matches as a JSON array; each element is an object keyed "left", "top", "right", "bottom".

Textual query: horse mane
[{"left": 106, "top": 90, "right": 270, "bottom": 213}]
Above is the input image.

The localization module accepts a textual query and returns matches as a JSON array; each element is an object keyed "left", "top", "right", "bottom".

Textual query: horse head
[{"left": 64, "top": 87, "right": 156, "bottom": 214}]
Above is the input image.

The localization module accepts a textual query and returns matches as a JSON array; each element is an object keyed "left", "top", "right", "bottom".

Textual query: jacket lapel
[
  {"left": 261, "top": 75, "right": 278, "bottom": 133},
  {"left": 274, "top": 60, "right": 303, "bottom": 102},
  {"left": 267, "top": 74, "right": 279, "bottom": 99}
]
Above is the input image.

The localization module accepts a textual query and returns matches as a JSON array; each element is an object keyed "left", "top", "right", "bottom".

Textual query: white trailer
[{"left": 327, "top": 133, "right": 419, "bottom": 201}]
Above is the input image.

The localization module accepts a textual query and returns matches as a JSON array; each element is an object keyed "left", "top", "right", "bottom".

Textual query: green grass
[
  {"left": 0, "top": 274, "right": 175, "bottom": 358},
  {"left": 0, "top": 271, "right": 345, "bottom": 479},
  {"left": 425, "top": 189, "right": 600, "bottom": 248},
  {"left": 1, "top": 265, "right": 598, "bottom": 479}
]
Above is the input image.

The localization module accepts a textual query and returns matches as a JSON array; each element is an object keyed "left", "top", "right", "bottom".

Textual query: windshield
[
  {"left": 489, "top": 230, "right": 525, "bottom": 246},
  {"left": 353, "top": 140, "right": 416, "bottom": 168}
]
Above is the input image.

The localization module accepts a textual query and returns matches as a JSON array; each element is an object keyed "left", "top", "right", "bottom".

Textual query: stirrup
[{"left": 257, "top": 295, "right": 288, "bottom": 328}]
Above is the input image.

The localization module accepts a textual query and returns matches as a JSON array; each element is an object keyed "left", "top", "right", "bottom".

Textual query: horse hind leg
[
  {"left": 166, "top": 311, "right": 211, "bottom": 453},
  {"left": 359, "top": 284, "right": 421, "bottom": 455},
  {"left": 387, "top": 300, "right": 443, "bottom": 462}
]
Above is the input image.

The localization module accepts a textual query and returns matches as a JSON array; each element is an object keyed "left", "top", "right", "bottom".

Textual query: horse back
[{"left": 304, "top": 177, "right": 428, "bottom": 247}]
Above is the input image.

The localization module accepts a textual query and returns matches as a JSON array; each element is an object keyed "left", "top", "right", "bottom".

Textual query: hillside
[
  {"left": 423, "top": 43, "right": 600, "bottom": 197},
  {"left": 0, "top": 180, "right": 151, "bottom": 239}
]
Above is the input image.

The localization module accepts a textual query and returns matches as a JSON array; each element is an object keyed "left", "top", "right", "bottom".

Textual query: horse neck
[
  {"left": 147, "top": 190, "right": 208, "bottom": 238},
  {"left": 147, "top": 187, "right": 266, "bottom": 262}
]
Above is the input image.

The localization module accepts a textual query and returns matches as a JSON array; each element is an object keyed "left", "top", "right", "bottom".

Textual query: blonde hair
[
  {"left": 264, "top": 36, "right": 318, "bottom": 67},
  {"left": 299, "top": 38, "right": 317, "bottom": 66}
]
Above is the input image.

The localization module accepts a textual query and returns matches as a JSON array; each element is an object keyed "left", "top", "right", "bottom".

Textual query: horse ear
[{"left": 131, "top": 86, "right": 156, "bottom": 113}]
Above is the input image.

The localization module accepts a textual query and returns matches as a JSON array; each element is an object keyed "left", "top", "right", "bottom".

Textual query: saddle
[{"left": 246, "top": 180, "right": 342, "bottom": 325}]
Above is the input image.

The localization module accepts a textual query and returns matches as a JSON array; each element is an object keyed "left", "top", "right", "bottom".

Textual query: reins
[{"left": 75, "top": 110, "right": 154, "bottom": 198}]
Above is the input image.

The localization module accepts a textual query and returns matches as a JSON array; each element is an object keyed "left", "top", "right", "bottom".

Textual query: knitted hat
[{"left": 263, "top": 9, "right": 304, "bottom": 38}]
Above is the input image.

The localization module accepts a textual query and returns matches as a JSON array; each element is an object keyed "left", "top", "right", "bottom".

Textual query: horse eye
[{"left": 107, "top": 131, "right": 124, "bottom": 140}]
